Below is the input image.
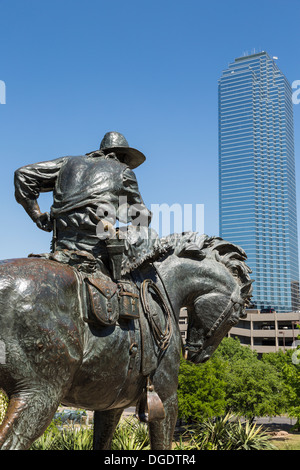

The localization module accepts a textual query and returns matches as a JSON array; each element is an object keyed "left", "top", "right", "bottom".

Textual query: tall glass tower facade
[{"left": 219, "top": 51, "right": 299, "bottom": 313}]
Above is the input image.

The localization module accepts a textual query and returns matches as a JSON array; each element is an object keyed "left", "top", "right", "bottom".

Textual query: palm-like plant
[
  {"left": 175, "top": 414, "right": 276, "bottom": 450},
  {"left": 111, "top": 417, "right": 150, "bottom": 450},
  {"left": 229, "top": 419, "right": 275, "bottom": 450}
]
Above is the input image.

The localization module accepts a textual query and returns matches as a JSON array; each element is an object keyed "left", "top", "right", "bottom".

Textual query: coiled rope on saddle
[{"left": 140, "top": 279, "right": 173, "bottom": 353}]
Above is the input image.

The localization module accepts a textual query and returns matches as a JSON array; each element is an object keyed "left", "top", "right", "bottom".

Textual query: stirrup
[{"left": 135, "top": 377, "right": 165, "bottom": 423}]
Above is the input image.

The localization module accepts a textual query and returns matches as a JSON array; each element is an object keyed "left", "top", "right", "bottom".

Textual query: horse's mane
[
  {"left": 124, "top": 232, "right": 251, "bottom": 279},
  {"left": 123, "top": 231, "right": 253, "bottom": 303}
]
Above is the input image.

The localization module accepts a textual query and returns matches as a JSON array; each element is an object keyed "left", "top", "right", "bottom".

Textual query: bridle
[
  {"left": 185, "top": 284, "right": 244, "bottom": 356},
  {"left": 205, "top": 284, "right": 244, "bottom": 339},
  {"left": 150, "top": 261, "right": 245, "bottom": 359}
]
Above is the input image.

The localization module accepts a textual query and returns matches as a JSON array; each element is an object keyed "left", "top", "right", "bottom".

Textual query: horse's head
[
  {"left": 123, "top": 230, "right": 253, "bottom": 365},
  {"left": 176, "top": 235, "right": 253, "bottom": 364}
]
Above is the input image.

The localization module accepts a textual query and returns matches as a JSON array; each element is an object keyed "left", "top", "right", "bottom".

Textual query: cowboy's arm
[
  {"left": 14, "top": 156, "right": 67, "bottom": 231},
  {"left": 122, "top": 167, "right": 152, "bottom": 226}
]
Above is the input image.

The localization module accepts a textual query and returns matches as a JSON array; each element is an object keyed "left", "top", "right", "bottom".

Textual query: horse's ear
[{"left": 176, "top": 243, "right": 206, "bottom": 260}]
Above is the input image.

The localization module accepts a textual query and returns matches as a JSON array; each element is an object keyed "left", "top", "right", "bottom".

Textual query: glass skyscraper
[{"left": 218, "top": 51, "right": 299, "bottom": 313}]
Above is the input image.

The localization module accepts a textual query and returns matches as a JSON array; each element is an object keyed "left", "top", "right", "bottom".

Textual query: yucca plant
[
  {"left": 175, "top": 414, "right": 276, "bottom": 450},
  {"left": 198, "top": 413, "right": 234, "bottom": 450},
  {"left": 174, "top": 434, "right": 203, "bottom": 450},
  {"left": 111, "top": 417, "right": 150, "bottom": 450},
  {"left": 30, "top": 414, "right": 150, "bottom": 450},
  {"left": 30, "top": 429, "right": 59, "bottom": 450},
  {"left": 184, "top": 413, "right": 235, "bottom": 450},
  {"left": 55, "top": 427, "right": 93, "bottom": 450},
  {"left": 30, "top": 426, "right": 93, "bottom": 450},
  {"left": 229, "top": 419, "right": 275, "bottom": 450}
]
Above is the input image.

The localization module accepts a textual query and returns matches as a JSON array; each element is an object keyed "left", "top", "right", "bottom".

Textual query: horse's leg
[
  {"left": 0, "top": 385, "right": 62, "bottom": 450},
  {"left": 148, "top": 392, "right": 178, "bottom": 450},
  {"left": 93, "top": 408, "right": 124, "bottom": 450}
]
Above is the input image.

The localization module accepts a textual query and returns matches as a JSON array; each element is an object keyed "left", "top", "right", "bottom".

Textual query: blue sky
[{"left": 0, "top": 0, "right": 300, "bottom": 259}]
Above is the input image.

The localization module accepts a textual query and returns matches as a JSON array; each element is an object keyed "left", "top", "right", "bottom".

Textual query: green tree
[
  {"left": 215, "top": 338, "right": 286, "bottom": 421},
  {"left": 177, "top": 354, "right": 228, "bottom": 421},
  {"left": 214, "top": 336, "right": 257, "bottom": 362},
  {"left": 178, "top": 337, "right": 287, "bottom": 423},
  {"left": 224, "top": 355, "right": 285, "bottom": 421},
  {"left": 264, "top": 348, "right": 300, "bottom": 429}
]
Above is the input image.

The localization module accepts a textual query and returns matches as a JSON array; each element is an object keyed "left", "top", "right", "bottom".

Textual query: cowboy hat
[{"left": 99, "top": 131, "right": 146, "bottom": 169}]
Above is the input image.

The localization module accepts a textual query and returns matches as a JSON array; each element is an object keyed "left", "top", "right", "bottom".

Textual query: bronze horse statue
[{"left": 0, "top": 232, "right": 252, "bottom": 450}]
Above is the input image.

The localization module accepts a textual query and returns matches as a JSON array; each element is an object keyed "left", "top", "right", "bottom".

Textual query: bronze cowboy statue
[
  {"left": 13, "top": 130, "right": 168, "bottom": 424},
  {"left": 14, "top": 131, "right": 152, "bottom": 279},
  {"left": 0, "top": 131, "right": 253, "bottom": 450}
]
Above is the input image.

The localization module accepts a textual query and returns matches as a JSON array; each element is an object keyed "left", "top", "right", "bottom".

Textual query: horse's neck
[
  {"left": 153, "top": 255, "right": 197, "bottom": 320},
  {"left": 155, "top": 254, "right": 233, "bottom": 317}
]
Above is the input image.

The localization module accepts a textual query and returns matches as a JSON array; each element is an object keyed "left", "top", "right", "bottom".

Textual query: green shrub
[
  {"left": 54, "top": 427, "right": 93, "bottom": 450},
  {"left": 31, "top": 411, "right": 276, "bottom": 451},
  {"left": 30, "top": 415, "right": 150, "bottom": 450},
  {"left": 174, "top": 414, "right": 276, "bottom": 450},
  {"left": 29, "top": 427, "right": 61, "bottom": 450},
  {"left": 111, "top": 417, "right": 150, "bottom": 450},
  {"left": 30, "top": 425, "right": 93, "bottom": 450}
]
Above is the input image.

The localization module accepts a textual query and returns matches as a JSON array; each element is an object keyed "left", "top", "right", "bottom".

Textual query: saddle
[
  {"left": 83, "top": 274, "right": 172, "bottom": 423},
  {"left": 28, "top": 248, "right": 172, "bottom": 423}
]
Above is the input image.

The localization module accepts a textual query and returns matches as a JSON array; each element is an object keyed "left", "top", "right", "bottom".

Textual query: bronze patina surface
[{"left": 0, "top": 133, "right": 252, "bottom": 450}]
